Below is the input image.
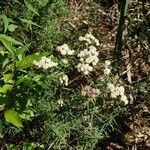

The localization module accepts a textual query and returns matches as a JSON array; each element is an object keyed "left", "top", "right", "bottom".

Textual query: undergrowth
[{"left": 0, "top": 0, "right": 149, "bottom": 149}]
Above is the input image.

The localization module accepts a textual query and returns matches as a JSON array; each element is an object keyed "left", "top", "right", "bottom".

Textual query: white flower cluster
[
  {"left": 58, "top": 99, "right": 64, "bottom": 107},
  {"left": 104, "top": 60, "right": 111, "bottom": 75},
  {"left": 33, "top": 56, "right": 58, "bottom": 70},
  {"left": 107, "top": 83, "right": 128, "bottom": 105},
  {"left": 77, "top": 46, "right": 99, "bottom": 75},
  {"left": 79, "top": 33, "right": 100, "bottom": 46},
  {"left": 56, "top": 44, "right": 75, "bottom": 56},
  {"left": 59, "top": 74, "right": 69, "bottom": 86}
]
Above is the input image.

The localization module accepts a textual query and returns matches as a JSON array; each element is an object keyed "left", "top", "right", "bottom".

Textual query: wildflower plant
[
  {"left": 33, "top": 32, "right": 130, "bottom": 149},
  {"left": 55, "top": 33, "right": 100, "bottom": 76},
  {"left": 0, "top": 34, "right": 50, "bottom": 128},
  {"left": 0, "top": 31, "right": 130, "bottom": 149}
]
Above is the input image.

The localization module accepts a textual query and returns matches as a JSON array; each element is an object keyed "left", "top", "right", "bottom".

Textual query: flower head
[
  {"left": 59, "top": 74, "right": 69, "bottom": 86},
  {"left": 104, "top": 68, "right": 111, "bottom": 75},
  {"left": 105, "top": 60, "right": 111, "bottom": 67},
  {"left": 58, "top": 99, "right": 64, "bottom": 107},
  {"left": 56, "top": 44, "right": 74, "bottom": 56},
  {"left": 77, "top": 45, "right": 99, "bottom": 75},
  {"left": 108, "top": 83, "right": 128, "bottom": 104},
  {"left": 62, "top": 59, "right": 68, "bottom": 64},
  {"left": 118, "top": 86, "right": 125, "bottom": 96},
  {"left": 79, "top": 33, "right": 100, "bottom": 46},
  {"left": 33, "top": 57, "right": 58, "bottom": 70},
  {"left": 121, "top": 95, "right": 128, "bottom": 105},
  {"left": 107, "top": 83, "right": 115, "bottom": 91}
]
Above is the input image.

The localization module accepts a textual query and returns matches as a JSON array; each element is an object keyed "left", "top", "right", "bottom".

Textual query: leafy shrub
[{"left": 0, "top": 34, "right": 50, "bottom": 128}]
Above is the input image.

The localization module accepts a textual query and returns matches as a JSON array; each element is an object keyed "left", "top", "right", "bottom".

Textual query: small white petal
[
  {"left": 121, "top": 95, "right": 128, "bottom": 105},
  {"left": 61, "top": 50, "right": 67, "bottom": 55},
  {"left": 105, "top": 60, "right": 111, "bottom": 66},
  {"left": 111, "top": 92, "right": 117, "bottom": 98},
  {"left": 104, "top": 68, "right": 111, "bottom": 75},
  {"left": 107, "top": 83, "right": 115, "bottom": 90}
]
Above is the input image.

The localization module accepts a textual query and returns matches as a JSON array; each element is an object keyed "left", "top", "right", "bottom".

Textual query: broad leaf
[
  {"left": 13, "top": 0, "right": 22, "bottom": 4},
  {"left": 3, "top": 73, "right": 13, "bottom": 83},
  {"left": 2, "top": 58, "right": 9, "bottom": 68},
  {"left": 5, "top": 109, "right": 23, "bottom": 128},
  {"left": 16, "top": 52, "right": 48, "bottom": 70},
  {"left": 8, "top": 24, "right": 18, "bottom": 32},
  {"left": 0, "top": 84, "right": 13, "bottom": 93}
]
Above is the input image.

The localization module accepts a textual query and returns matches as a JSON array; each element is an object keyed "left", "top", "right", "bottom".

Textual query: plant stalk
[{"left": 113, "top": 0, "right": 130, "bottom": 61}]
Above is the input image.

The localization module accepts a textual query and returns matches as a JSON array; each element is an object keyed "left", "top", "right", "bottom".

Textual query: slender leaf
[
  {"left": 0, "top": 14, "right": 9, "bottom": 33},
  {"left": 17, "top": 44, "right": 30, "bottom": 55},
  {"left": 20, "top": 18, "right": 41, "bottom": 28},
  {"left": 0, "top": 38, "right": 15, "bottom": 55},
  {"left": 0, "top": 34, "right": 22, "bottom": 45},
  {"left": 24, "top": 0, "right": 39, "bottom": 16},
  {"left": 0, "top": 120, "right": 4, "bottom": 138}
]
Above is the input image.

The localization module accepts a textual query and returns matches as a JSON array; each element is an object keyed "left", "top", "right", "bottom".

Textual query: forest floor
[{"left": 66, "top": 0, "right": 150, "bottom": 149}]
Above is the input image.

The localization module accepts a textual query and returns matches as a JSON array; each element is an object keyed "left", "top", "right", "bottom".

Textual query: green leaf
[
  {"left": 13, "top": 0, "right": 22, "bottom": 4},
  {"left": 3, "top": 73, "right": 14, "bottom": 83},
  {"left": 17, "top": 44, "right": 30, "bottom": 55},
  {"left": 16, "top": 75, "right": 32, "bottom": 86},
  {"left": 20, "top": 18, "right": 41, "bottom": 28},
  {"left": 24, "top": 0, "right": 39, "bottom": 16},
  {"left": 0, "top": 120, "right": 4, "bottom": 138},
  {"left": 0, "top": 84, "right": 13, "bottom": 93},
  {"left": 8, "top": 24, "right": 18, "bottom": 32},
  {"left": 0, "top": 34, "right": 22, "bottom": 45},
  {"left": 5, "top": 109, "right": 23, "bottom": 128},
  {"left": 2, "top": 58, "right": 9, "bottom": 68},
  {"left": 0, "top": 14, "right": 9, "bottom": 33},
  {"left": 20, "top": 108, "right": 34, "bottom": 120},
  {"left": 32, "top": 75, "right": 42, "bottom": 81},
  {"left": 16, "top": 52, "right": 48, "bottom": 70},
  {"left": 0, "top": 38, "right": 15, "bottom": 55},
  {"left": 0, "top": 105, "right": 5, "bottom": 111}
]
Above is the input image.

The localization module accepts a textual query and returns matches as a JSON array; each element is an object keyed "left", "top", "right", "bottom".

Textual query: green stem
[
  {"left": 113, "top": 0, "right": 130, "bottom": 61},
  {"left": 9, "top": 59, "right": 17, "bottom": 108}
]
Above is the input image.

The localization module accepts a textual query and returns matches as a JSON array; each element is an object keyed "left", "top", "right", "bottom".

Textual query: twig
[{"left": 121, "top": 58, "right": 140, "bottom": 76}]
